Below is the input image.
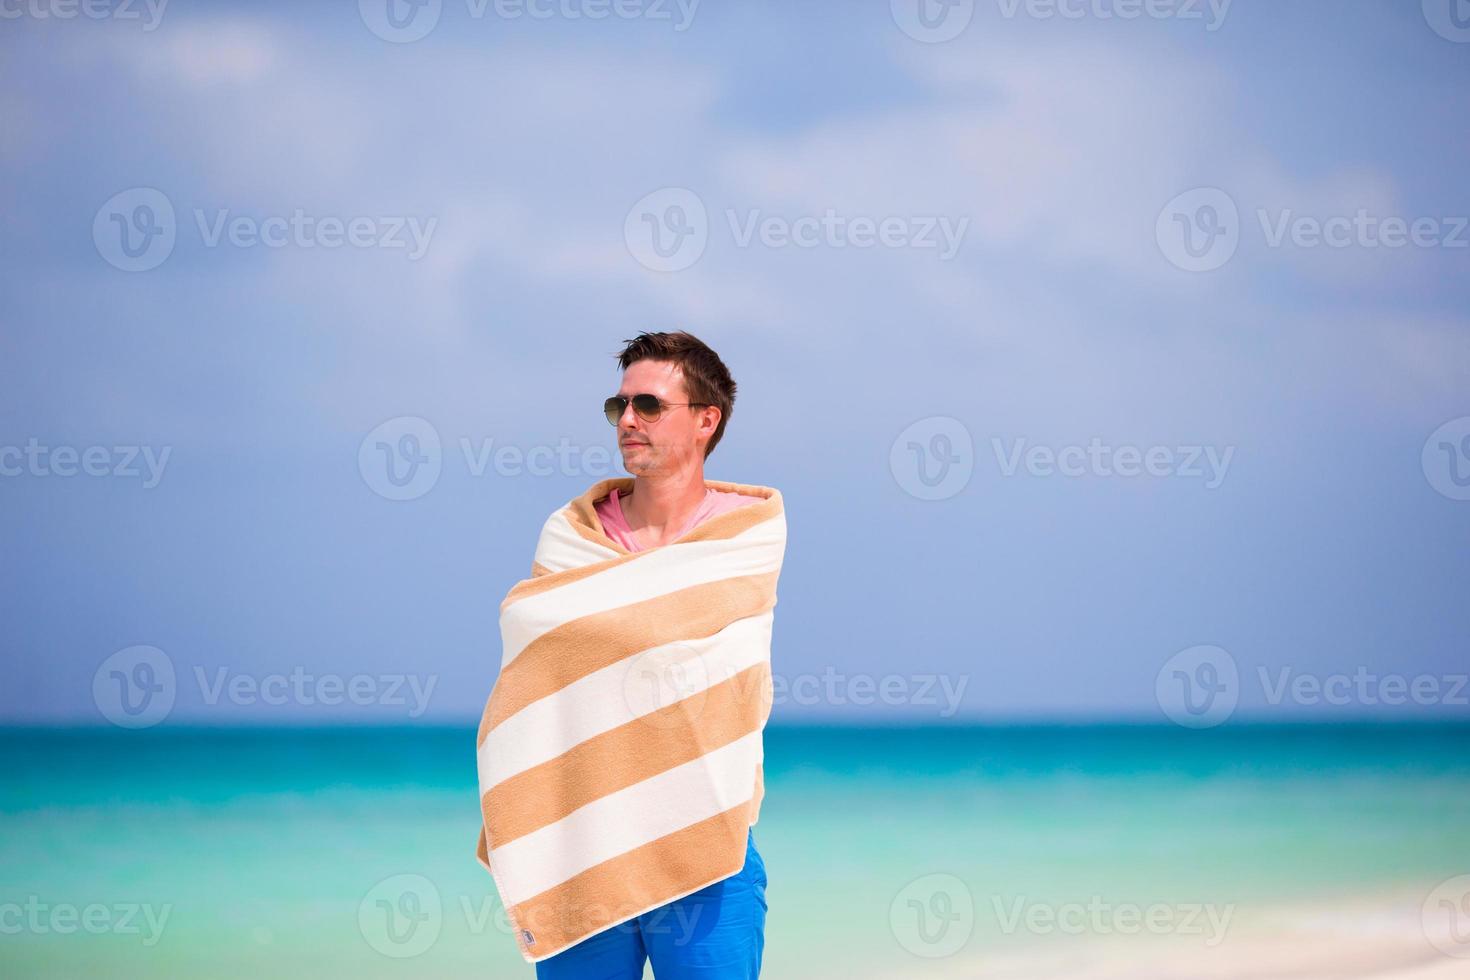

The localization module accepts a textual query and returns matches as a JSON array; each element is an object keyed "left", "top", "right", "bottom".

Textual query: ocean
[{"left": 4, "top": 724, "right": 1469, "bottom": 978}]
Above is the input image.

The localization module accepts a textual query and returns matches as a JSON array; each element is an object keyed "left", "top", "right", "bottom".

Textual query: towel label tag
[{"left": 521, "top": 929, "right": 535, "bottom": 946}]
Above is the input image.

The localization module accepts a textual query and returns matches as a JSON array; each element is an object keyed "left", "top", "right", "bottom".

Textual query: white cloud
[{"left": 5, "top": 14, "right": 1465, "bottom": 445}]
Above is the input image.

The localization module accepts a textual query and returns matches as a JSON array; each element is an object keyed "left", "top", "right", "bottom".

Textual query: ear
[{"left": 700, "top": 404, "right": 722, "bottom": 435}]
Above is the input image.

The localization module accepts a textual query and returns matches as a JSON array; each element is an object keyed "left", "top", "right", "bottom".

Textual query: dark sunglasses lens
[
  {"left": 603, "top": 397, "right": 625, "bottom": 425},
  {"left": 632, "top": 394, "right": 663, "bottom": 421}
]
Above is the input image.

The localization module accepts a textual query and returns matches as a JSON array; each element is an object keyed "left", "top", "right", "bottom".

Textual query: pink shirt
[{"left": 595, "top": 485, "right": 760, "bottom": 553}]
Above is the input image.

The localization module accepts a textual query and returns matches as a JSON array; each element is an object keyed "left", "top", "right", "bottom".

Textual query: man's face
[{"left": 613, "top": 359, "right": 716, "bottom": 476}]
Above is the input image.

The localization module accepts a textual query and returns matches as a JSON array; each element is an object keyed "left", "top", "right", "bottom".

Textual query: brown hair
[{"left": 613, "top": 331, "right": 737, "bottom": 459}]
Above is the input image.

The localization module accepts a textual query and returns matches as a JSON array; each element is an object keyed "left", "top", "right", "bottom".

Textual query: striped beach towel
[{"left": 474, "top": 477, "right": 787, "bottom": 963}]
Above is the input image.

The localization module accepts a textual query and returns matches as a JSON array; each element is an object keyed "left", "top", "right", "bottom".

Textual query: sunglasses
[{"left": 604, "top": 393, "right": 710, "bottom": 426}]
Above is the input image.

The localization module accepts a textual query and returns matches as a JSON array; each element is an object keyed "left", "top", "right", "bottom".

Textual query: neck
[{"left": 622, "top": 469, "right": 708, "bottom": 536}]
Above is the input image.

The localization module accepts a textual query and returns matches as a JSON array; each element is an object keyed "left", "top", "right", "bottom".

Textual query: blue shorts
[{"left": 534, "top": 829, "right": 767, "bottom": 979}]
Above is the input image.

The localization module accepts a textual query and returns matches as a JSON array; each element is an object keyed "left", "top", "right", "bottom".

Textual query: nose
[{"left": 618, "top": 404, "right": 643, "bottom": 435}]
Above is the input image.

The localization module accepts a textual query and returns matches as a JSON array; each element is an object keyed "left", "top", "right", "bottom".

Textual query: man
[
  {"left": 475, "top": 331, "right": 785, "bottom": 979},
  {"left": 595, "top": 332, "right": 764, "bottom": 551}
]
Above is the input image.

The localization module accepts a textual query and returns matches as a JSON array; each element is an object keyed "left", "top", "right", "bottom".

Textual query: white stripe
[
  {"left": 531, "top": 508, "right": 620, "bottom": 574},
  {"left": 477, "top": 611, "right": 773, "bottom": 792},
  {"left": 500, "top": 512, "right": 786, "bottom": 668},
  {"left": 488, "top": 730, "right": 763, "bottom": 906}
]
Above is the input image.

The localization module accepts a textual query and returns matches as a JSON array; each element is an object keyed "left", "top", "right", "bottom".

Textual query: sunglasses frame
[{"left": 604, "top": 393, "right": 711, "bottom": 426}]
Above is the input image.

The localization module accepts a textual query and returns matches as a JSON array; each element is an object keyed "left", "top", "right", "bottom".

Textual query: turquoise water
[{"left": 3, "top": 725, "right": 1469, "bottom": 978}]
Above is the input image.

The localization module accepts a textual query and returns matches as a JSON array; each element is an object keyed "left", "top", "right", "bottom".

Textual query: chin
[{"left": 621, "top": 453, "right": 653, "bottom": 474}]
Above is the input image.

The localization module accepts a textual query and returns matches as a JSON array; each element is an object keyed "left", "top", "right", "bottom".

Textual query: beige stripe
[
  {"left": 482, "top": 663, "right": 771, "bottom": 845},
  {"left": 478, "top": 612, "right": 773, "bottom": 789},
  {"left": 561, "top": 477, "right": 628, "bottom": 548},
  {"left": 558, "top": 478, "right": 783, "bottom": 559},
  {"left": 507, "top": 548, "right": 626, "bottom": 610},
  {"left": 671, "top": 482, "right": 781, "bottom": 547},
  {"left": 481, "top": 570, "right": 779, "bottom": 736},
  {"left": 501, "top": 514, "right": 785, "bottom": 669},
  {"left": 488, "top": 731, "right": 761, "bottom": 903},
  {"left": 506, "top": 798, "right": 758, "bottom": 963},
  {"left": 503, "top": 489, "right": 780, "bottom": 610}
]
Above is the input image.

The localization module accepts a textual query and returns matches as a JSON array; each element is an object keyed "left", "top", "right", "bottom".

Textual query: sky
[{"left": 2, "top": 0, "right": 1468, "bottom": 726}]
